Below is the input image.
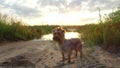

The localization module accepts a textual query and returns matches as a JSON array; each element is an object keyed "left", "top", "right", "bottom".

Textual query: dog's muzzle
[
  {"left": 53, "top": 36, "right": 60, "bottom": 41},
  {"left": 53, "top": 36, "right": 56, "bottom": 40}
]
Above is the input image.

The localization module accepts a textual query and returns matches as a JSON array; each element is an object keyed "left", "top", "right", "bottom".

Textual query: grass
[
  {"left": 78, "top": 8, "right": 120, "bottom": 53},
  {"left": 1, "top": 7, "right": 120, "bottom": 54},
  {"left": 0, "top": 14, "right": 55, "bottom": 42},
  {"left": 0, "top": 14, "right": 78, "bottom": 42}
]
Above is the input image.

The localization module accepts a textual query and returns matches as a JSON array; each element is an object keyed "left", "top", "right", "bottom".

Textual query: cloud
[
  {"left": 1, "top": 0, "right": 119, "bottom": 16},
  {"left": 0, "top": 0, "right": 120, "bottom": 25},
  {"left": 0, "top": 0, "right": 42, "bottom": 18},
  {"left": 86, "top": 0, "right": 120, "bottom": 12}
]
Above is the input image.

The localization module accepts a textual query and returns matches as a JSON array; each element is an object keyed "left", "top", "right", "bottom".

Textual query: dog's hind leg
[
  {"left": 78, "top": 45, "right": 83, "bottom": 58},
  {"left": 80, "top": 50, "right": 83, "bottom": 58},
  {"left": 75, "top": 48, "right": 78, "bottom": 57},
  {"left": 79, "top": 48, "right": 83, "bottom": 58}
]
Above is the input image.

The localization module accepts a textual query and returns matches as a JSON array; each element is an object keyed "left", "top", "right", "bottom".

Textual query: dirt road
[{"left": 0, "top": 40, "right": 120, "bottom": 68}]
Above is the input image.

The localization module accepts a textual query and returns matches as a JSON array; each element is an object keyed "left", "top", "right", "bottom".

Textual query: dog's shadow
[
  {"left": 53, "top": 56, "right": 83, "bottom": 68},
  {"left": 53, "top": 61, "right": 75, "bottom": 68},
  {"left": 53, "top": 58, "right": 76, "bottom": 68}
]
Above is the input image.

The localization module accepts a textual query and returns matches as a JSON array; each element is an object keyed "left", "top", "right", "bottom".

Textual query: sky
[{"left": 0, "top": 0, "right": 119, "bottom": 25}]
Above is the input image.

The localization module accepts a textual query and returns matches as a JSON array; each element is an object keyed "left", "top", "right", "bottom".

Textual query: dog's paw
[
  {"left": 60, "top": 59, "right": 65, "bottom": 62},
  {"left": 67, "top": 61, "right": 74, "bottom": 64}
]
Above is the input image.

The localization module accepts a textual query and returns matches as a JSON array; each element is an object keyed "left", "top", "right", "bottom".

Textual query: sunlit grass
[
  {"left": 0, "top": 14, "right": 51, "bottom": 42},
  {"left": 78, "top": 8, "right": 120, "bottom": 53}
]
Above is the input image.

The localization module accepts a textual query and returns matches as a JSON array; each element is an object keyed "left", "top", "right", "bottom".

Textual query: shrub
[{"left": 79, "top": 8, "right": 120, "bottom": 53}]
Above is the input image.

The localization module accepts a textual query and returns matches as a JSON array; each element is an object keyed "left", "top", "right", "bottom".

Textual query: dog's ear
[{"left": 57, "top": 26, "right": 65, "bottom": 33}]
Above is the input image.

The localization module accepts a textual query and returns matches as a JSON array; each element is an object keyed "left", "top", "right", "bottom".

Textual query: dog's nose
[{"left": 53, "top": 37, "right": 55, "bottom": 40}]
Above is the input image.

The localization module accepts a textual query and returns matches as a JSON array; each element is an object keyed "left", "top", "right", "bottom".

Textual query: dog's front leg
[
  {"left": 61, "top": 52, "right": 65, "bottom": 62},
  {"left": 68, "top": 52, "right": 72, "bottom": 63}
]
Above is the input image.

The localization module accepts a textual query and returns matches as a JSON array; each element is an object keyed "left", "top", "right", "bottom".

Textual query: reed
[
  {"left": 79, "top": 8, "right": 120, "bottom": 53},
  {"left": 0, "top": 14, "right": 54, "bottom": 42}
]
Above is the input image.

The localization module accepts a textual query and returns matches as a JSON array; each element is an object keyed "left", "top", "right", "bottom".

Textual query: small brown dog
[{"left": 53, "top": 27, "right": 82, "bottom": 62}]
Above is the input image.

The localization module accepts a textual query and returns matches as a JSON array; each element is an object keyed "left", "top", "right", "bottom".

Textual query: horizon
[{"left": 0, "top": 0, "right": 119, "bottom": 25}]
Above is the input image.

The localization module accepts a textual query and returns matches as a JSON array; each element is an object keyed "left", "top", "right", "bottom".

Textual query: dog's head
[{"left": 53, "top": 27, "right": 65, "bottom": 42}]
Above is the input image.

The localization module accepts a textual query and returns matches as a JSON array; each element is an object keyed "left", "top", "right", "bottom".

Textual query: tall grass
[
  {"left": 79, "top": 8, "right": 120, "bottom": 53},
  {"left": 0, "top": 14, "right": 53, "bottom": 42}
]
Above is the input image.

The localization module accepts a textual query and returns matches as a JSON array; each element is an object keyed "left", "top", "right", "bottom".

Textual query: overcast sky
[{"left": 0, "top": 0, "right": 119, "bottom": 25}]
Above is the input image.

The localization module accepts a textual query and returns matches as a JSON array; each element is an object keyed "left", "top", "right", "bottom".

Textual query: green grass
[
  {"left": 0, "top": 14, "right": 79, "bottom": 42},
  {"left": 0, "top": 14, "right": 55, "bottom": 42},
  {"left": 1, "top": 7, "right": 120, "bottom": 54},
  {"left": 78, "top": 8, "right": 120, "bottom": 53}
]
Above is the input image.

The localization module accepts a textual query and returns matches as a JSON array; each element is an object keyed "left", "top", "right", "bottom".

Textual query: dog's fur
[{"left": 53, "top": 27, "right": 82, "bottom": 62}]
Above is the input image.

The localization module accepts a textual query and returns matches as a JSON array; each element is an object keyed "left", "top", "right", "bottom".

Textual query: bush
[
  {"left": 0, "top": 14, "right": 42, "bottom": 42},
  {"left": 79, "top": 8, "right": 120, "bottom": 53}
]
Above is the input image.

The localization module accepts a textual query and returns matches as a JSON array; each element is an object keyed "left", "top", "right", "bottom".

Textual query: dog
[{"left": 53, "top": 27, "right": 82, "bottom": 62}]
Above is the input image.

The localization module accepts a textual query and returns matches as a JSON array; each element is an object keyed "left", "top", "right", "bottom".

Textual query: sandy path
[
  {"left": 0, "top": 40, "right": 48, "bottom": 62},
  {"left": 0, "top": 40, "right": 120, "bottom": 68}
]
